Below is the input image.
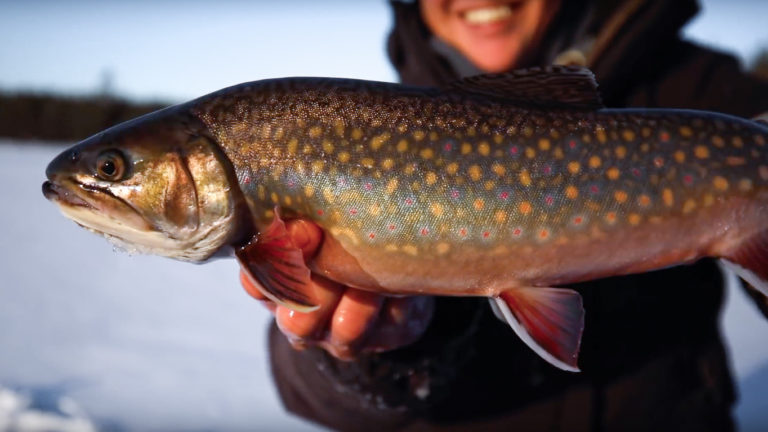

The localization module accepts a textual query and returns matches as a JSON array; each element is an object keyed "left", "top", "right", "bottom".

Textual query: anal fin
[
  {"left": 236, "top": 208, "right": 319, "bottom": 313},
  {"left": 493, "top": 287, "right": 584, "bottom": 372},
  {"left": 722, "top": 229, "right": 768, "bottom": 297}
]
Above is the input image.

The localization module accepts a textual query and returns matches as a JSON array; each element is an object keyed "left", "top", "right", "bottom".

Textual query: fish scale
[
  {"left": 44, "top": 67, "right": 768, "bottom": 371},
  {"left": 194, "top": 81, "right": 768, "bottom": 285}
]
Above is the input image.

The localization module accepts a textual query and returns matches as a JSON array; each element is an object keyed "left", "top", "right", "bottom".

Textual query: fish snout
[
  {"left": 42, "top": 181, "right": 57, "bottom": 200},
  {"left": 45, "top": 147, "right": 82, "bottom": 182}
]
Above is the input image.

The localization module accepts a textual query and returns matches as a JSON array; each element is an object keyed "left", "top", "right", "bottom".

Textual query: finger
[
  {"left": 285, "top": 219, "right": 323, "bottom": 260},
  {"left": 327, "top": 288, "right": 385, "bottom": 351},
  {"left": 364, "top": 296, "right": 435, "bottom": 353},
  {"left": 275, "top": 274, "right": 343, "bottom": 340}
]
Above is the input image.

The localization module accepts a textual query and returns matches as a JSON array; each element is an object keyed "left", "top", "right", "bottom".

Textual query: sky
[{"left": 1, "top": 0, "right": 768, "bottom": 430}]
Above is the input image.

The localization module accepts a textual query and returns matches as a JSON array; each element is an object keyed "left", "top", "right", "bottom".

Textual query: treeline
[
  {"left": 0, "top": 93, "right": 167, "bottom": 143},
  {"left": 2, "top": 49, "right": 768, "bottom": 144}
]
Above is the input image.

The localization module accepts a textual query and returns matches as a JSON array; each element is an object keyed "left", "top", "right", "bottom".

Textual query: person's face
[{"left": 420, "top": 0, "right": 561, "bottom": 73}]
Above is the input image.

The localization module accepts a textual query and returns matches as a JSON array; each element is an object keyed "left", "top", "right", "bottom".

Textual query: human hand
[{"left": 240, "top": 219, "right": 435, "bottom": 360}]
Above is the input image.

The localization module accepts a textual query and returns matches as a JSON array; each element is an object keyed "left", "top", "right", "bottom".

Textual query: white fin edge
[
  {"left": 491, "top": 297, "right": 581, "bottom": 372},
  {"left": 720, "top": 259, "right": 768, "bottom": 297}
]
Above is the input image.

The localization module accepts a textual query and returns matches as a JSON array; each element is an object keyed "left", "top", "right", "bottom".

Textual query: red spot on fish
[
  {"left": 631, "top": 168, "right": 642, "bottom": 177},
  {"left": 338, "top": 178, "right": 347, "bottom": 186},
  {"left": 243, "top": 176, "right": 251, "bottom": 185},
  {"left": 388, "top": 224, "right": 396, "bottom": 231},
  {"left": 368, "top": 232, "right": 376, "bottom": 239},
  {"left": 510, "top": 146, "right": 519, "bottom": 155},
  {"left": 590, "top": 185, "right": 600, "bottom": 194},
  {"left": 499, "top": 191, "right": 510, "bottom": 200},
  {"left": 542, "top": 165, "right": 552, "bottom": 175},
  {"left": 459, "top": 228, "right": 468, "bottom": 237},
  {"left": 364, "top": 182, "right": 372, "bottom": 191},
  {"left": 483, "top": 231, "right": 490, "bottom": 238},
  {"left": 539, "top": 229, "right": 549, "bottom": 239},
  {"left": 405, "top": 198, "right": 414, "bottom": 206},
  {"left": 573, "top": 216, "right": 583, "bottom": 225},
  {"left": 450, "top": 189, "right": 460, "bottom": 199},
  {"left": 349, "top": 208, "right": 358, "bottom": 215},
  {"left": 653, "top": 157, "right": 664, "bottom": 167},
  {"left": 513, "top": 228, "right": 522, "bottom": 236},
  {"left": 420, "top": 228, "right": 430, "bottom": 236},
  {"left": 660, "top": 132, "right": 670, "bottom": 142},
  {"left": 317, "top": 209, "right": 324, "bottom": 216},
  {"left": 683, "top": 174, "right": 693, "bottom": 185},
  {"left": 569, "top": 140, "right": 577, "bottom": 149},
  {"left": 545, "top": 195, "right": 554, "bottom": 206},
  {"left": 444, "top": 142, "right": 453, "bottom": 151}
]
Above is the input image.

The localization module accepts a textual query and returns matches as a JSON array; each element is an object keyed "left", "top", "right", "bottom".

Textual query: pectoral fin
[
  {"left": 236, "top": 208, "right": 319, "bottom": 313},
  {"left": 493, "top": 287, "right": 584, "bottom": 372}
]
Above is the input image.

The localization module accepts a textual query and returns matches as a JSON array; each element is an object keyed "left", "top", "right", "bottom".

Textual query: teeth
[{"left": 463, "top": 5, "right": 513, "bottom": 24}]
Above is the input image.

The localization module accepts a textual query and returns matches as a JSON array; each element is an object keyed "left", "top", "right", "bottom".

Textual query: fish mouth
[
  {"left": 42, "top": 178, "right": 153, "bottom": 233},
  {"left": 43, "top": 180, "right": 93, "bottom": 208}
]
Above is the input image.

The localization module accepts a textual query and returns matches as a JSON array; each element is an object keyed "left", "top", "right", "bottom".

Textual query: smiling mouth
[{"left": 461, "top": 3, "right": 519, "bottom": 25}]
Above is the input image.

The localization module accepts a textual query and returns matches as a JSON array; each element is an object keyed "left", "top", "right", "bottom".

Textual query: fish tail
[{"left": 721, "top": 229, "right": 768, "bottom": 297}]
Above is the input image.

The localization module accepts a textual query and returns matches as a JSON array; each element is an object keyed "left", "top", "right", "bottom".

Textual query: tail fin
[{"left": 493, "top": 287, "right": 584, "bottom": 372}]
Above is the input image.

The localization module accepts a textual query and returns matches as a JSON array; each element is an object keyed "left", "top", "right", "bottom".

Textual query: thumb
[{"left": 285, "top": 219, "right": 323, "bottom": 260}]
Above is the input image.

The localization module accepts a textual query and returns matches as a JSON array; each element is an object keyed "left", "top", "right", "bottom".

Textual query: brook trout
[{"left": 42, "top": 67, "right": 768, "bottom": 371}]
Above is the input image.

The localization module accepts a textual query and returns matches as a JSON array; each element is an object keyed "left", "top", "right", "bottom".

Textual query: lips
[{"left": 42, "top": 180, "right": 92, "bottom": 208}]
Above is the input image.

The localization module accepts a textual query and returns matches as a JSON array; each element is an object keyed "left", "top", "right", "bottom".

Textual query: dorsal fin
[
  {"left": 446, "top": 66, "right": 604, "bottom": 110},
  {"left": 753, "top": 111, "right": 768, "bottom": 125}
]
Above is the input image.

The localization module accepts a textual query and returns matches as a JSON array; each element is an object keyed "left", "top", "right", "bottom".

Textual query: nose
[{"left": 46, "top": 148, "right": 81, "bottom": 181}]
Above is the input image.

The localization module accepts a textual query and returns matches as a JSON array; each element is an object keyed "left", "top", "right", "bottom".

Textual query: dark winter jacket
[{"left": 267, "top": 1, "right": 768, "bottom": 430}]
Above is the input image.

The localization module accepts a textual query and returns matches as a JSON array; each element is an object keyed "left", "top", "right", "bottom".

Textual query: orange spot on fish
[
  {"left": 713, "top": 176, "right": 729, "bottom": 191},
  {"left": 519, "top": 201, "right": 532, "bottom": 215},
  {"left": 638, "top": 195, "right": 651, "bottom": 207},
  {"left": 565, "top": 185, "right": 579, "bottom": 199},
  {"left": 473, "top": 199, "right": 485, "bottom": 210},
  {"left": 539, "top": 229, "right": 550, "bottom": 240},
  {"left": 317, "top": 209, "right": 325, "bottom": 216},
  {"left": 605, "top": 212, "right": 617, "bottom": 224},
  {"left": 614, "top": 190, "right": 628, "bottom": 203},
  {"left": 660, "top": 132, "right": 670, "bottom": 142},
  {"left": 662, "top": 188, "right": 674, "bottom": 207},
  {"left": 628, "top": 213, "right": 642, "bottom": 225},
  {"left": 694, "top": 146, "right": 710, "bottom": 159}
]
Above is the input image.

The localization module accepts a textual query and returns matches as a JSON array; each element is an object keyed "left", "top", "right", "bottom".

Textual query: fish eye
[{"left": 95, "top": 150, "right": 126, "bottom": 181}]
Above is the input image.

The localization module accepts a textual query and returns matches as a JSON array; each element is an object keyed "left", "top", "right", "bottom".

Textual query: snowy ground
[
  {"left": 1, "top": 141, "right": 767, "bottom": 431},
  {"left": 0, "top": 141, "right": 319, "bottom": 431}
]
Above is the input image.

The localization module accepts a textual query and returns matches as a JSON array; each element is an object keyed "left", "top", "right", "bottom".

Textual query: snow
[{"left": 0, "top": 142, "right": 320, "bottom": 431}]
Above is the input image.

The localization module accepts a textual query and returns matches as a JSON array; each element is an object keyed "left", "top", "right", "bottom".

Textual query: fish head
[{"left": 42, "top": 109, "right": 238, "bottom": 262}]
